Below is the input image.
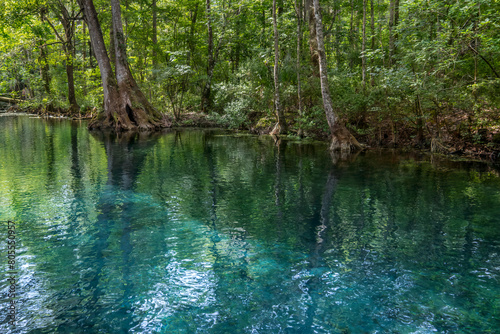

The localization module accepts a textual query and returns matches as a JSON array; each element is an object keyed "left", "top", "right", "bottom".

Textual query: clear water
[{"left": 1, "top": 115, "right": 499, "bottom": 333}]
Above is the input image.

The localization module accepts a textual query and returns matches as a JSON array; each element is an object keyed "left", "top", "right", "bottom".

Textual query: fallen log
[{"left": 0, "top": 96, "right": 23, "bottom": 104}]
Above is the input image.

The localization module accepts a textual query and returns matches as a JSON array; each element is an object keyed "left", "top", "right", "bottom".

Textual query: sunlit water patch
[{"left": 1, "top": 115, "right": 499, "bottom": 333}]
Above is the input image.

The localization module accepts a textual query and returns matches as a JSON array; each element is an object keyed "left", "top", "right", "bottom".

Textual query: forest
[{"left": 1, "top": 0, "right": 499, "bottom": 156}]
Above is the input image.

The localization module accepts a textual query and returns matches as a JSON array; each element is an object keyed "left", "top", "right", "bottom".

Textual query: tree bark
[
  {"left": 61, "top": 5, "right": 79, "bottom": 112},
  {"left": 370, "top": 0, "right": 375, "bottom": 50},
  {"left": 201, "top": 0, "right": 214, "bottom": 113},
  {"left": 370, "top": 0, "right": 375, "bottom": 86},
  {"left": 110, "top": 0, "right": 163, "bottom": 129},
  {"left": 362, "top": 0, "right": 367, "bottom": 89},
  {"left": 388, "top": 0, "right": 399, "bottom": 66},
  {"left": 152, "top": 0, "right": 158, "bottom": 70},
  {"left": 306, "top": 0, "right": 319, "bottom": 74},
  {"left": 349, "top": 0, "right": 356, "bottom": 70},
  {"left": 187, "top": 4, "right": 198, "bottom": 67},
  {"left": 39, "top": 43, "right": 51, "bottom": 95},
  {"left": 39, "top": 8, "right": 51, "bottom": 95},
  {"left": 201, "top": 0, "right": 228, "bottom": 113},
  {"left": 312, "top": 0, "right": 362, "bottom": 152},
  {"left": 271, "top": 0, "right": 287, "bottom": 135}
]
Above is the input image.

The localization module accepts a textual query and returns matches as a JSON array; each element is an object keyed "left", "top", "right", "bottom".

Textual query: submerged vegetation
[{"left": 0, "top": 0, "right": 499, "bottom": 154}]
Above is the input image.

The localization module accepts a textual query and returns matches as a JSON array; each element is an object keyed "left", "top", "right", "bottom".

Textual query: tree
[
  {"left": 77, "top": 0, "right": 165, "bottom": 131},
  {"left": 312, "top": 0, "right": 362, "bottom": 152},
  {"left": 270, "top": 0, "right": 287, "bottom": 135},
  {"left": 294, "top": 0, "right": 303, "bottom": 137},
  {"left": 45, "top": 1, "right": 80, "bottom": 113},
  {"left": 201, "top": 0, "right": 230, "bottom": 114}
]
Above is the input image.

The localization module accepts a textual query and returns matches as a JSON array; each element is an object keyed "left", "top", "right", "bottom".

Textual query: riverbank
[{"left": 4, "top": 104, "right": 499, "bottom": 163}]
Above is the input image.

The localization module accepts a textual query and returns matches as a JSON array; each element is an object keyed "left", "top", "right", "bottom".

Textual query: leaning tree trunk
[
  {"left": 78, "top": 0, "right": 122, "bottom": 128},
  {"left": 312, "top": 0, "right": 362, "bottom": 152}
]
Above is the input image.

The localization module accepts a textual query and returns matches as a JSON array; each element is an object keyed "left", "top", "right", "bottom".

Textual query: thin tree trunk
[
  {"left": 349, "top": 0, "right": 355, "bottom": 70},
  {"left": 388, "top": 0, "right": 394, "bottom": 66},
  {"left": 261, "top": 0, "right": 266, "bottom": 48},
  {"left": 201, "top": 0, "right": 228, "bottom": 113},
  {"left": 295, "top": 0, "right": 303, "bottom": 137},
  {"left": 51, "top": 3, "right": 80, "bottom": 112},
  {"left": 306, "top": 0, "right": 319, "bottom": 74},
  {"left": 39, "top": 44, "right": 51, "bottom": 95},
  {"left": 370, "top": 0, "right": 375, "bottom": 86},
  {"left": 312, "top": 0, "right": 362, "bottom": 152},
  {"left": 65, "top": 57, "right": 78, "bottom": 112},
  {"left": 39, "top": 8, "right": 51, "bottom": 95},
  {"left": 152, "top": 0, "right": 158, "bottom": 70},
  {"left": 468, "top": 44, "right": 500, "bottom": 78},
  {"left": 370, "top": 0, "right": 375, "bottom": 49},
  {"left": 362, "top": 0, "right": 367, "bottom": 90},
  {"left": 82, "top": 21, "right": 86, "bottom": 65},
  {"left": 187, "top": 4, "right": 198, "bottom": 67},
  {"left": 271, "top": 0, "right": 287, "bottom": 135},
  {"left": 202, "top": 0, "right": 214, "bottom": 113},
  {"left": 388, "top": 0, "right": 399, "bottom": 66},
  {"left": 377, "top": 0, "right": 385, "bottom": 67}
]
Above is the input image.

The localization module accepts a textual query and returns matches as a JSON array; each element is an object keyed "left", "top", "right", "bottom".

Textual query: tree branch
[
  {"left": 468, "top": 43, "right": 500, "bottom": 78},
  {"left": 45, "top": 17, "right": 66, "bottom": 44}
]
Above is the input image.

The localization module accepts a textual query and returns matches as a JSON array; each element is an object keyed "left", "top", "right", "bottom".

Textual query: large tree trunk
[
  {"left": 78, "top": 0, "right": 122, "bottom": 127},
  {"left": 110, "top": 0, "right": 163, "bottom": 130},
  {"left": 79, "top": 0, "right": 164, "bottom": 131},
  {"left": 271, "top": 0, "right": 287, "bottom": 135},
  {"left": 312, "top": 0, "right": 362, "bottom": 152}
]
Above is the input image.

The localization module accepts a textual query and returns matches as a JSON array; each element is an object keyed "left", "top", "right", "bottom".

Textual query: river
[{"left": 1, "top": 115, "right": 499, "bottom": 333}]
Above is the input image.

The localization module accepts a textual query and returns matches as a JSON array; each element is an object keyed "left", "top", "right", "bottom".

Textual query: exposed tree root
[
  {"left": 431, "top": 137, "right": 452, "bottom": 154},
  {"left": 88, "top": 86, "right": 169, "bottom": 132},
  {"left": 330, "top": 123, "right": 364, "bottom": 153}
]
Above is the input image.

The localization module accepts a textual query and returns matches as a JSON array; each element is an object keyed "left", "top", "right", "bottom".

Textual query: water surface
[{"left": 1, "top": 115, "right": 499, "bottom": 333}]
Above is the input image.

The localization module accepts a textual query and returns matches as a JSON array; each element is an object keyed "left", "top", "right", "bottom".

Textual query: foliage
[{"left": 0, "top": 0, "right": 498, "bottom": 146}]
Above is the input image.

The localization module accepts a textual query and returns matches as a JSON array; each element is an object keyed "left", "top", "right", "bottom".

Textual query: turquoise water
[{"left": 0, "top": 115, "right": 499, "bottom": 333}]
